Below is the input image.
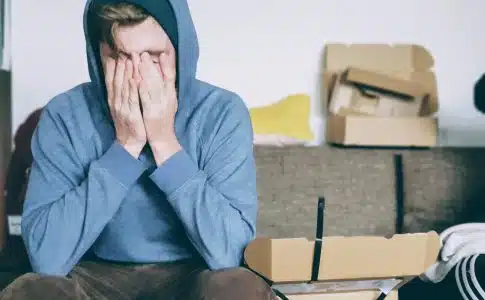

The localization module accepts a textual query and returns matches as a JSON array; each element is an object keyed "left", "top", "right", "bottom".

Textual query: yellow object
[{"left": 249, "top": 94, "right": 314, "bottom": 141}]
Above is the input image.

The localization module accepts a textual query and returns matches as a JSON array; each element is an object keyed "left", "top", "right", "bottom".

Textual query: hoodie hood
[{"left": 83, "top": 0, "right": 199, "bottom": 109}]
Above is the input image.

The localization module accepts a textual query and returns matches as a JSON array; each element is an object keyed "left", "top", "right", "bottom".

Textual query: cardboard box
[
  {"left": 329, "top": 68, "right": 429, "bottom": 117},
  {"left": 323, "top": 44, "right": 439, "bottom": 147},
  {"left": 244, "top": 232, "right": 440, "bottom": 299}
]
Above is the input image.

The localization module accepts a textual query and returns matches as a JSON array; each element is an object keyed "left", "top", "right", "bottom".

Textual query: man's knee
[
  {"left": 3, "top": 273, "right": 48, "bottom": 291},
  {"left": 0, "top": 272, "right": 84, "bottom": 300},
  {"left": 197, "top": 267, "right": 275, "bottom": 300}
]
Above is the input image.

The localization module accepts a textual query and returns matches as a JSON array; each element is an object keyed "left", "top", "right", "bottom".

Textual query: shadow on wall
[{"left": 0, "top": 107, "right": 43, "bottom": 271}]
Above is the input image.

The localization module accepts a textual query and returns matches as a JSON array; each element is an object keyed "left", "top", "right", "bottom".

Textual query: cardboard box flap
[
  {"left": 342, "top": 68, "right": 428, "bottom": 99},
  {"left": 325, "top": 44, "right": 434, "bottom": 72},
  {"left": 324, "top": 71, "right": 438, "bottom": 116},
  {"left": 244, "top": 232, "right": 441, "bottom": 283}
]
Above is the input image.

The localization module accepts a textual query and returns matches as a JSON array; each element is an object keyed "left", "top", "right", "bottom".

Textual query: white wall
[{"left": 11, "top": 0, "right": 485, "bottom": 146}]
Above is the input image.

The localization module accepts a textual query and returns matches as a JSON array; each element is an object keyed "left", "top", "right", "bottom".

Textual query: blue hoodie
[{"left": 21, "top": 0, "right": 258, "bottom": 276}]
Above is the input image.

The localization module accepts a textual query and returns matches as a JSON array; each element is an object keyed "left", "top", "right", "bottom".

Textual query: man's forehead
[{"left": 113, "top": 17, "right": 167, "bottom": 55}]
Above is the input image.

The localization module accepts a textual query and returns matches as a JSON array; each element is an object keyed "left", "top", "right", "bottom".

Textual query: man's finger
[
  {"left": 125, "top": 59, "right": 133, "bottom": 82},
  {"left": 122, "top": 60, "right": 133, "bottom": 101},
  {"left": 131, "top": 52, "right": 141, "bottom": 84},
  {"left": 138, "top": 79, "right": 151, "bottom": 109},
  {"left": 128, "top": 78, "right": 140, "bottom": 107},
  {"left": 104, "top": 57, "right": 116, "bottom": 104},
  {"left": 140, "top": 52, "right": 162, "bottom": 89},
  {"left": 160, "top": 53, "right": 177, "bottom": 100},
  {"left": 160, "top": 53, "right": 176, "bottom": 85},
  {"left": 114, "top": 58, "right": 126, "bottom": 103}
]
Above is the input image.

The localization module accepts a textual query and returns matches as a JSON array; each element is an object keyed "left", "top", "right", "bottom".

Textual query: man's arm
[
  {"left": 149, "top": 99, "right": 258, "bottom": 270},
  {"left": 21, "top": 107, "right": 146, "bottom": 276}
]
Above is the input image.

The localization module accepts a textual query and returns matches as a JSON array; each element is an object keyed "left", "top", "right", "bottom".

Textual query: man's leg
[
  {"left": 0, "top": 261, "right": 142, "bottom": 300},
  {"left": 180, "top": 267, "right": 276, "bottom": 300},
  {"left": 0, "top": 273, "right": 89, "bottom": 300},
  {"left": 135, "top": 259, "right": 208, "bottom": 300}
]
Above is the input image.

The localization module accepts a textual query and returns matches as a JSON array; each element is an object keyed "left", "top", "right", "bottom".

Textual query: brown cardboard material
[
  {"left": 328, "top": 68, "right": 429, "bottom": 117},
  {"left": 245, "top": 232, "right": 440, "bottom": 282},
  {"left": 289, "top": 290, "right": 398, "bottom": 300},
  {"left": 326, "top": 116, "right": 438, "bottom": 147},
  {"left": 244, "top": 232, "right": 440, "bottom": 298},
  {"left": 323, "top": 44, "right": 439, "bottom": 147}
]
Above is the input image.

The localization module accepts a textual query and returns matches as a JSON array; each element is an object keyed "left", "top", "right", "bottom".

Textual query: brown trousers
[{"left": 0, "top": 260, "right": 276, "bottom": 300}]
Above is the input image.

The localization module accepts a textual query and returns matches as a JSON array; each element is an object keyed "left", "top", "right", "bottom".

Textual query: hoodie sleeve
[
  {"left": 149, "top": 99, "right": 258, "bottom": 270},
  {"left": 21, "top": 107, "right": 146, "bottom": 276}
]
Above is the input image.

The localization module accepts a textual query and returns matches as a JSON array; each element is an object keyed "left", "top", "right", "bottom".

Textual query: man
[{"left": 0, "top": 0, "right": 274, "bottom": 299}]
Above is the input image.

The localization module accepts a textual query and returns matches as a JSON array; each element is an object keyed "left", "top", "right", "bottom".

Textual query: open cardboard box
[
  {"left": 323, "top": 44, "right": 439, "bottom": 147},
  {"left": 245, "top": 233, "right": 440, "bottom": 299},
  {"left": 244, "top": 199, "right": 441, "bottom": 299}
]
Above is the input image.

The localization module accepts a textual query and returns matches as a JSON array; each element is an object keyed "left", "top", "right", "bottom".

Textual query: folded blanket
[{"left": 422, "top": 223, "right": 485, "bottom": 283}]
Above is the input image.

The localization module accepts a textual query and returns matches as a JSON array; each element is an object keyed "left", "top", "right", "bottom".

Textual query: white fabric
[{"left": 422, "top": 223, "right": 485, "bottom": 283}]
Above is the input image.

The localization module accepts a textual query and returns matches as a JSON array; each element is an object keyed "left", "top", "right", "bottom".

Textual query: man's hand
[
  {"left": 138, "top": 52, "right": 181, "bottom": 165},
  {"left": 104, "top": 56, "right": 146, "bottom": 158}
]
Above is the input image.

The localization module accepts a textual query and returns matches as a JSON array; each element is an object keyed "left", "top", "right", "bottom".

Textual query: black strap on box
[
  {"left": 311, "top": 197, "right": 325, "bottom": 282},
  {"left": 271, "top": 198, "right": 325, "bottom": 298},
  {"left": 393, "top": 154, "right": 404, "bottom": 234},
  {"left": 243, "top": 198, "right": 326, "bottom": 299}
]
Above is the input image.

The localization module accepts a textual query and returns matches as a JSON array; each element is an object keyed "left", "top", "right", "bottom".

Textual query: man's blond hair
[{"left": 93, "top": 3, "right": 149, "bottom": 50}]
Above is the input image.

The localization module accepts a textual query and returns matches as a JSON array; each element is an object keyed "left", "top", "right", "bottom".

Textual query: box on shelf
[
  {"left": 323, "top": 44, "right": 439, "bottom": 147},
  {"left": 244, "top": 232, "right": 440, "bottom": 299}
]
